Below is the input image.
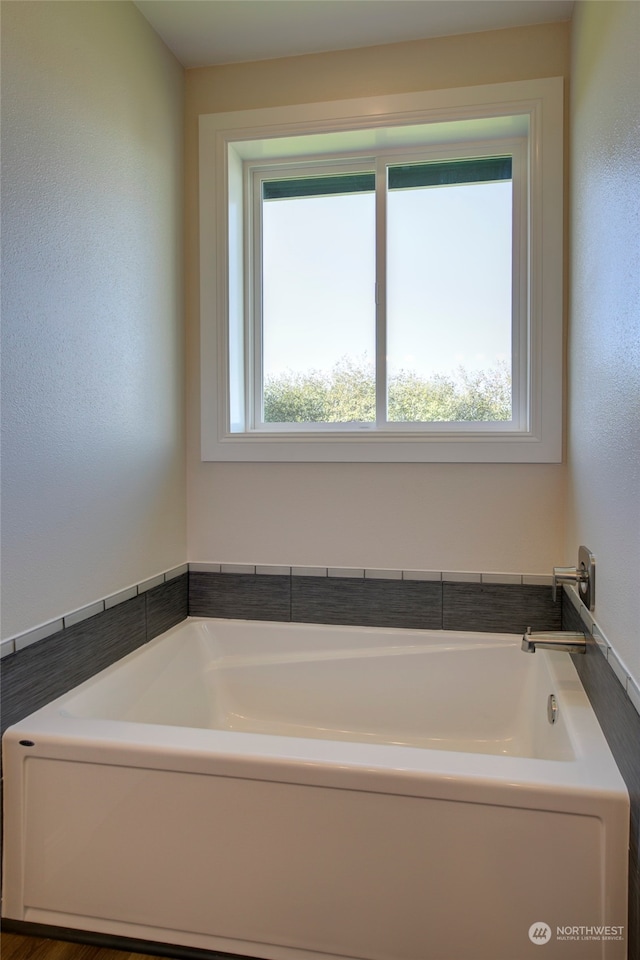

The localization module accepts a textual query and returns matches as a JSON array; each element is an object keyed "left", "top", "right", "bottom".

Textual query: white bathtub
[{"left": 2, "top": 617, "right": 629, "bottom": 960}]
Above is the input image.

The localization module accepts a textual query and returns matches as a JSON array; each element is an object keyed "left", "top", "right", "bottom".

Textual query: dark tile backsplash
[
  {"left": 147, "top": 574, "right": 189, "bottom": 640},
  {"left": 189, "top": 572, "right": 290, "bottom": 621},
  {"left": 563, "top": 600, "right": 640, "bottom": 960},
  {"left": 1, "top": 574, "right": 187, "bottom": 737},
  {"left": 443, "top": 582, "right": 561, "bottom": 634},
  {"left": 191, "top": 571, "right": 561, "bottom": 634},
  {"left": 1, "top": 596, "right": 145, "bottom": 737},
  {"left": 291, "top": 576, "right": 443, "bottom": 629}
]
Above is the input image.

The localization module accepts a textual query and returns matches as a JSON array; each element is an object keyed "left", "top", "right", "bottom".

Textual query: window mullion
[{"left": 375, "top": 158, "right": 387, "bottom": 426}]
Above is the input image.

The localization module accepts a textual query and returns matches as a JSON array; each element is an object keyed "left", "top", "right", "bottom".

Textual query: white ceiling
[{"left": 133, "top": 0, "right": 574, "bottom": 69}]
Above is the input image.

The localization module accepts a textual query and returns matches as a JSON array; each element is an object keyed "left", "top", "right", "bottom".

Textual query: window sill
[{"left": 204, "top": 430, "right": 562, "bottom": 463}]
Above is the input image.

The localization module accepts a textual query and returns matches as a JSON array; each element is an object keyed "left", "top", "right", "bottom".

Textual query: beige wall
[
  {"left": 186, "top": 23, "right": 570, "bottom": 575},
  {"left": 1, "top": 2, "right": 186, "bottom": 638},
  {"left": 567, "top": 0, "right": 640, "bottom": 685}
]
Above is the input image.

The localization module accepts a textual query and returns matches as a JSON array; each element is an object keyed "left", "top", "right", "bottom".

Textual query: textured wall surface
[
  {"left": 185, "top": 23, "right": 570, "bottom": 577},
  {"left": 1, "top": 1, "right": 186, "bottom": 639},
  {"left": 567, "top": 0, "right": 640, "bottom": 686}
]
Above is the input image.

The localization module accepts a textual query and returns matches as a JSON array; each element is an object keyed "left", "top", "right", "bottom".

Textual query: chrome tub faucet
[{"left": 521, "top": 626, "right": 587, "bottom": 654}]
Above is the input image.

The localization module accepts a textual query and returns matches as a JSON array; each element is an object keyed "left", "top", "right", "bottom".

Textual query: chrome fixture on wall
[{"left": 552, "top": 545, "right": 596, "bottom": 611}]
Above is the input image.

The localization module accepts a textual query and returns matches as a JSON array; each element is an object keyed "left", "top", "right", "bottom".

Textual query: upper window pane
[
  {"left": 386, "top": 159, "right": 513, "bottom": 423},
  {"left": 261, "top": 176, "right": 376, "bottom": 424}
]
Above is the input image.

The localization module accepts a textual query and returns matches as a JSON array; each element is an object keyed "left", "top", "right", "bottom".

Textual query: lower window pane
[
  {"left": 386, "top": 179, "right": 513, "bottom": 422},
  {"left": 262, "top": 191, "right": 375, "bottom": 423}
]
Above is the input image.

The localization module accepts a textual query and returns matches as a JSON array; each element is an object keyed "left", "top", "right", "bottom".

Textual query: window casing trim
[{"left": 199, "top": 78, "right": 563, "bottom": 462}]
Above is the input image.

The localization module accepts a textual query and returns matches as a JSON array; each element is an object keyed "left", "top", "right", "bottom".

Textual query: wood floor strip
[{"left": 1, "top": 933, "right": 170, "bottom": 960}]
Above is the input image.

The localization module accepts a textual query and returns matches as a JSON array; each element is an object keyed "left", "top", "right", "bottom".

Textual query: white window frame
[
  {"left": 199, "top": 78, "right": 564, "bottom": 462},
  {"left": 249, "top": 142, "right": 526, "bottom": 434}
]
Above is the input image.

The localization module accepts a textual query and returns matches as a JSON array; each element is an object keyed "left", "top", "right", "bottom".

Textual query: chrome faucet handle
[
  {"left": 552, "top": 566, "right": 583, "bottom": 602},
  {"left": 552, "top": 546, "right": 596, "bottom": 610}
]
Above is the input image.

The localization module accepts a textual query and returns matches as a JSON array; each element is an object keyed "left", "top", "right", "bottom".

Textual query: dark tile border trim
[
  {"left": 1, "top": 564, "right": 189, "bottom": 659},
  {"left": 442, "top": 582, "right": 561, "bottom": 633},
  {"left": 1, "top": 575, "right": 187, "bottom": 737},
  {"left": 189, "top": 572, "right": 290, "bottom": 622},
  {"left": 189, "top": 569, "right": 561, "bottom": 635},
  {"left": 291, "top": 575, "right": 443, "bottom": 629},
  {"left": 562, "top": 598, "right": 640, "bottom": 960}
]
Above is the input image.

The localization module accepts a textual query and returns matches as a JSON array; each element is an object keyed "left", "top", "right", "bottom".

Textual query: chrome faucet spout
[{"left": 521, "top": 627, "right": 586, "bottom": 654}]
